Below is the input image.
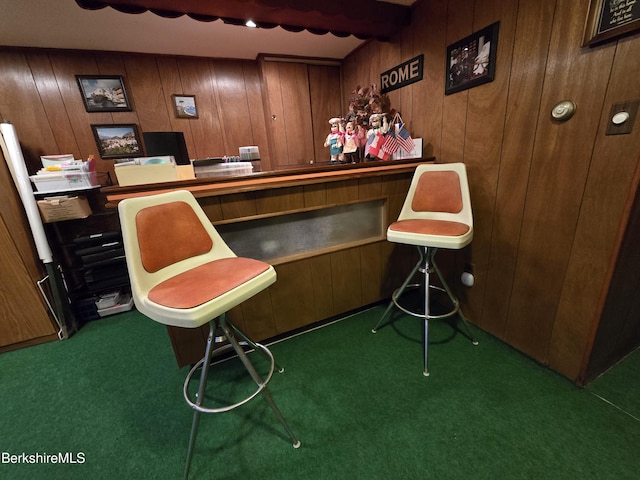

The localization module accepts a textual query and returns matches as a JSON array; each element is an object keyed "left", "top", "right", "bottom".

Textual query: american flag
[
  {"left": 381, "top": 129, "right": 399, "bottom": 154},
  {"left": 397, "top": 124, "right": 414, "bottom": 153}
]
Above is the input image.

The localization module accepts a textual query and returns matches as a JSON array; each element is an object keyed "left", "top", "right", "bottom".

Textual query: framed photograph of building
[
  {"left": 91, "top": 124, "right": 143, "bottom": 159},
  {"left": 583, "top": 0, "right": 640, "bottom": 46},
  {"left": 172, "top": 94, "right": 198, "bottom": 118},
  {"left": 76, "top": 75, "right": 132, "bottom": 112},
  {"left": 445, "top": 22, "right": 499, "bottom": 95}
]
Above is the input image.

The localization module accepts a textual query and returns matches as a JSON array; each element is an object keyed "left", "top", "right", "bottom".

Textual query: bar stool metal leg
[
  {"left": 373, "top": 245, "right": 478, "bottom": 376},
  {"left": 372, "top": 251, "right": 423, "bottom": 334},
  {"left": 423, "top": 247, "right": 431, "bottom": 376},
  {"left": 184, "top": 318, "right": 218, "bottom": 480},
  {"left": 183, "top": 314, "right": 300, "bottom": 480},
  {"left": 219, "top": 317, "right": 301, "bottom": 449}
]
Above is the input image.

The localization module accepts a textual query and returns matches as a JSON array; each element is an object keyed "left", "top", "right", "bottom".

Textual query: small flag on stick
[
  {"left": 396, "top": 123, "right": 414, "bottom": 153},
  {"left": 381, "top": 128, "right": 399, "bottom": 155}
]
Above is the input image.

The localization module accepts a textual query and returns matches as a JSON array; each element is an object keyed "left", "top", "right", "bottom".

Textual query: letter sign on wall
[{"left": 380, "top": 54, "right": 424, "bottom": 94}]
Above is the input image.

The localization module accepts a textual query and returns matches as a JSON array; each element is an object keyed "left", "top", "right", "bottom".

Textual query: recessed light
[{"left": 245, "top": 20, "right": 257, "bottom": 28}]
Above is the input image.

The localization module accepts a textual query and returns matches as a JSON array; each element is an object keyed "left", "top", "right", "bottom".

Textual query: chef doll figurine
[
  {"left": 324, "top": 117, "right": 344, "bottom": 163},
  {"left": 342, "top": 121, "right": 361, "bottom": 164},
  {"left": 365, "top": 113, "right": 389, "bottom": 160}
]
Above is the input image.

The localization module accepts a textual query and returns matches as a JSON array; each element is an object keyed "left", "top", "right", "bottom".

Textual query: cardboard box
[
  {"left": 114, "top": 163, "right": 179, "bottom": 186},
  {"left": 37, "top": 196, "right": 92, "bottom": 223}
]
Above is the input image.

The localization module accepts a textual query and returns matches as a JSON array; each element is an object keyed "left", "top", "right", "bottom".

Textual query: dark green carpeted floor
[{"left": 1, "top": 306, "right": 638, "bottom": 479}]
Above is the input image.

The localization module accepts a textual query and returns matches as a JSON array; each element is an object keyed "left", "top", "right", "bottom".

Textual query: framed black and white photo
[
  {"left": 445, "top": 22, "right": 499, "bottom": 95},
  {"left": 77, "top": 75, "right": 132, "bottom": 112},
  {"left": 172, "top": 94, "right": 198, "bottom": 118},
  {"left": 91, "top": 124, "right": 142, "bottom": 159}
]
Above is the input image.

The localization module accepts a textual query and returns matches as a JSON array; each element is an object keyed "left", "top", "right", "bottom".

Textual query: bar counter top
[{"left": 102, "top": 158, "right": 432, "bottom": 206}]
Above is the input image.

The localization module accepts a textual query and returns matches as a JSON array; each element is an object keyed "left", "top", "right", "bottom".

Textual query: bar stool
[
  {"left": 372, "top": 163, "right": 478, "bottom": 376},
  {"left": 118, "top": 190, "right": 300, "bottom": 480}
]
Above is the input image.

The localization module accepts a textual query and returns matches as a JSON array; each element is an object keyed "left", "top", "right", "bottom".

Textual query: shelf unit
[{"left": 34, "top": 185, "right": 131, "bottom": 328}]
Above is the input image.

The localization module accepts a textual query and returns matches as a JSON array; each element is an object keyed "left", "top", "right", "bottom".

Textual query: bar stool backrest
[{"left": 398, "top": 163, "right": 472, "bottom": 229}]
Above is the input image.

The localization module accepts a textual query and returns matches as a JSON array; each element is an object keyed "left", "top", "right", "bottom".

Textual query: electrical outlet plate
[{"left": 606, "top": 100, "right": 639, "bottom": 135}]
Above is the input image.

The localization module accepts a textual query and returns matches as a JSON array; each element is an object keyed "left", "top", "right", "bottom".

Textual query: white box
[
  {"left": 393, "top": 138, "right": 423, "bottom": 160},
  {"left": 114, "top": 163, "right": 179, "bottom": 186},
  {"left": 97, "top": 293, "right": 134, "bottom": 317},
  {"left": 30, "top": 171, "right": 98, "bottom": 192}
]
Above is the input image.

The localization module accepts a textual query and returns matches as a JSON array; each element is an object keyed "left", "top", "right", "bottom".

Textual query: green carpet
[{"left": 1, "top": 307, "right": 638, "bottom": 479}]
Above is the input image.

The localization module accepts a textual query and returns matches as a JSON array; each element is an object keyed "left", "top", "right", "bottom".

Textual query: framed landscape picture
[
  {"left": 445, "top": 22, "right": 499, "bottom": 95},
  {"left": 77, "top": 75, "right": 132, "bottom": 112},
  {"left": 172, "top": 94, "right": 198, "bottom": 118},
  {"left": 91, "top": 124, "right": 142, "bottom": 159}
]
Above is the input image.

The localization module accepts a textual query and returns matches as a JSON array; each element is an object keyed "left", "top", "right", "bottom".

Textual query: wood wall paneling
[
  {"left": 26, "top": 52, "right": 80, "bottom": 158},
  {"left": 342, "top": 0, "right": 640, "bottom": 382},
  {"left": 482, "top": 0, "right": 555, "bottom": 338},
  {"left": 310, "top": 254, "right": 336, "bottom": 319},
  {"left": 261, "top": 61, "right": 315, "bottom": 168},
  {"left": 505, "top": 0, "right": 615, "bottom": 363},
  {"left": 462, "top": 0, "right": 518, "bottom": 327},
  {"left": 552, "top": 32, "right": 640, "bottom": 381},
  {"left": 0, "top": 160, "right": 56, "bottom": 348},
  {"left": 411, "top": 0, "right": 447, "bottom": 159},
  {"left": 439, "top": 0, "right": 473, "bottom": 165},
  {"left": 156, "top": 56, "right": 197, "bottom": 159},
  {"left": 255, "top": 186, "right": 305, "bottom": 215},
  {"left": 270, "top": 259, "right": 317, "bottom": 334},
  {"left": 309, "top": 64, "right": 343, "bottom": 164},
  {"left": 176, "top": 57, "right": 224, "bottom": 159}
]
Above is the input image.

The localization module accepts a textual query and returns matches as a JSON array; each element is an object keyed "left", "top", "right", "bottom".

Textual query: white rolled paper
[{"left": 0, "top": 121, "right": 53, "bottom": 264}]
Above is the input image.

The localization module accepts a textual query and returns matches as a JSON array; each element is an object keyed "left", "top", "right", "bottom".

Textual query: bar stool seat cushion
[
  {"left": 388, "top": 218, "right": 472, "bottom": 249},
  {"left": 389, "top": 219, "right": 470, "bottom": 236},
  {"left": 148, "top": 257, "right": 271, "bottom": 309}
]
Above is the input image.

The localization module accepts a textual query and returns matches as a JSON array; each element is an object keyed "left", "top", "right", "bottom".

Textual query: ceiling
[{"left": 0, "top": 0, "right": 415, "bottom": 60}]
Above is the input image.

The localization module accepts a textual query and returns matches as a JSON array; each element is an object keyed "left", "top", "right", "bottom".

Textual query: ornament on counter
[
  {"left": 323, "top": 117, "right": 344, "bottom": 163},
  {"left": 342, "top": 121, "right": 361, "bottom": 164}
]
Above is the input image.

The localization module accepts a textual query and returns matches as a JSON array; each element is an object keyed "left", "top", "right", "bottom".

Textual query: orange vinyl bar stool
[
  {"left": 118, "top": 190, "right": 299, "bottom": 479},
  {"left": 372, "top": 163, "right": 478, "bottom": 376}
]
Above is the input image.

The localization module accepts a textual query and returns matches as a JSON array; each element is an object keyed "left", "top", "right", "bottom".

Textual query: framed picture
[
  {"left": 445, "top": 22, "right": 500, "bottom": 96},
  {"left": 583, "top": 0, "right": 640, "bottom": 47},
  {"left": 91, "top": 124, "right": 143, "bottom": 159},
  {"left": 76, "top": 75, "right": 132, "bottom": 112},
  {"left": 172, "top": 94, "right": 198, "bottom": 118}
]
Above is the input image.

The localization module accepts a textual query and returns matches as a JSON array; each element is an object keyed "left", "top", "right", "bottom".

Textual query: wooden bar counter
[{"left": 103, "top": 159, "right": 430, "bottom": 367}]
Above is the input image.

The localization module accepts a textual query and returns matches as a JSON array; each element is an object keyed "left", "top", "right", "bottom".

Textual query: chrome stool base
[
  {"left": 373, "top": 246, "right": 478, "bottom": 376},
  {"left": 183, "top": 313, "right": 300, "bottom": 480}
]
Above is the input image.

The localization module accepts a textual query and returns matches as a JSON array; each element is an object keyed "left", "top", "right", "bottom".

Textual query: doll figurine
[
  {"left": 365, "top": 113, "right": 389, "bottom": 160},
  {"left": 324, "top": 117, "right": 344, "bottom": 163},
  {"left": 342, "top": 121, "right": 361, "bottom": 164}
]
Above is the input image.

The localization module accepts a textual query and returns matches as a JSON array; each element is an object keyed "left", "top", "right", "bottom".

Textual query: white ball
[{"left": 461, "top": 271, "right": 475, "bottom": 287}]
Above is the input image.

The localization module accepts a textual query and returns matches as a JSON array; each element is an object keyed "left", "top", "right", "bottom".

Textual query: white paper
[{"left": 0, "top": 122, "right": 53, "bottom": 263}]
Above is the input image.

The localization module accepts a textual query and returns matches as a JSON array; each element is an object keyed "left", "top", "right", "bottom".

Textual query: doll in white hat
[
  {"left": 324, "top": 117, "right": 344, "bottom": 163},
  {"left": 342, "top": 121, "right": 361, "bottom": 164}
]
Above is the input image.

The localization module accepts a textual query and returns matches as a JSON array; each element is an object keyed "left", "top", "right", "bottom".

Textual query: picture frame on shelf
[
  {"left": 76, "top": 75, "right": 132, "bottom": 112},
  {"left": 172, "top": 94, "right": 198, "bottom": 118},
  {"left": 583, "top": 0, "right": 640, "bottom": 47},
  {"left": 445, "top": 22, "right": 499, "bottom": 95},
  {"left": 91, "top": 124, "right": 143, "bottom": 159}
]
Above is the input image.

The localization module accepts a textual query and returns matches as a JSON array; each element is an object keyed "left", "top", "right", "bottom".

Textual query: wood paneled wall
[
  {"left": 343, "top": 0, "right": 640, "bottom": 383},
  {"left": 0, "top": 49, "right": 272, "bottom": 177}
]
